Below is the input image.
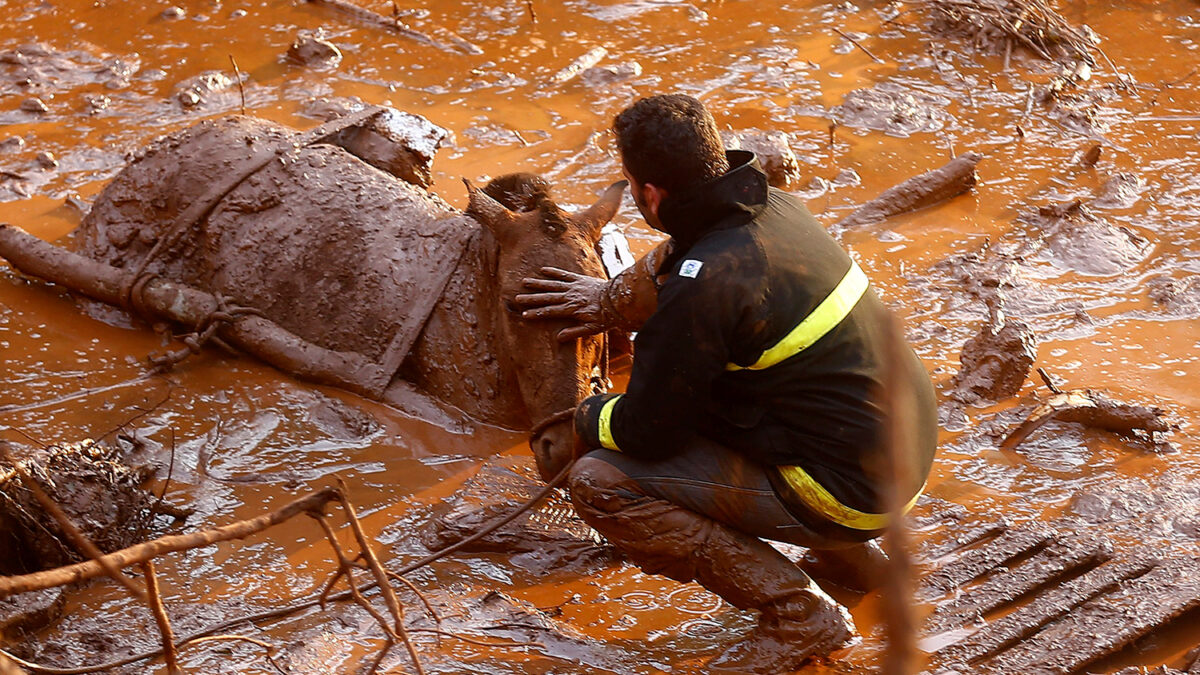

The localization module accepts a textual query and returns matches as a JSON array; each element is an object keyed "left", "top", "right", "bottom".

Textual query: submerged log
[
  {"left": 0, "top": 224, "right": 390, "bottom": 398},
  {"left": 834, "top": 152, "right": 982, "bottom": 229}
]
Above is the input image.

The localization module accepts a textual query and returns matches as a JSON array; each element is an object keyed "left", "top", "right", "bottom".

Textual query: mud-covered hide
[
  {"left": 424, "top": 456, "right": 616, "bottom": 575},
  {"left": 73, "top": 115, "right": 474, "bottom": 392},
  {"left": 0, "top": 440, "right": 156, "bottom": 574}
]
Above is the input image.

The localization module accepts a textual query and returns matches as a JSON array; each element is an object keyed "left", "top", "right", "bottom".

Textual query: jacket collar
[{"left": 655, "top": 150, "right": 770, "bottom": 251}]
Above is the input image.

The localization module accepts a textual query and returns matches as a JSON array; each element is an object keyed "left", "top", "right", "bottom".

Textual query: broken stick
[
  {"left": 1000, "top": 389, "right": 1172, "bottom": 452},
  {"left": 834, "top": 152, "right": 983, "bottom": 229}
]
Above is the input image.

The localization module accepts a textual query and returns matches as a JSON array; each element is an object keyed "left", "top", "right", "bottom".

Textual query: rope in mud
[{"left": 0, "top": 410, "right": 577, "bottom": 675}]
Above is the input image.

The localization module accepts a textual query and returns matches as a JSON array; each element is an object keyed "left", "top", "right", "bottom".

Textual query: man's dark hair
[{"left": 613, "top": 94, "right": 729, "bottom": 195}]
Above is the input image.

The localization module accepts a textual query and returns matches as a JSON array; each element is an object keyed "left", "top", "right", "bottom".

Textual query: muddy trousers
[{"left": 568, "top": 440, "right": 863, "bottom": 672}]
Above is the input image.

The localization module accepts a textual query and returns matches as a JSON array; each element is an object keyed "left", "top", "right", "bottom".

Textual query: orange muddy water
[{"left": 1, "top": 1, "right": 1198, "bottom": 673}]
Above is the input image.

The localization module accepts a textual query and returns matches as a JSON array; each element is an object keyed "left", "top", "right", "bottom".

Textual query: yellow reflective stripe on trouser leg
[
  {"left": 727, "top": 260, "right": 869, "bottom": 372},
  {"left": 597, "top": 395, "right": 622, "bottom": 451},
  {"left": 777, "top": 464, "right": 924, "bottom": 530}
]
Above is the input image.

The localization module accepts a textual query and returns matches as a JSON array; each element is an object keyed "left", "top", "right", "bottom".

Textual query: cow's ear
[
  {"left": 464, "top": 178, "right": 517, "bottom": 238},
  {"left": 574, "top": 180, "right": 627, "bottom": 244}
]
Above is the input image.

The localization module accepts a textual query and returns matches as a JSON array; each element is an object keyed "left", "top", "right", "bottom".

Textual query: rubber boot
[
  {"left": 800, "top": 540, "right": 890, "bottom": 593},
  {"left": 569, "top": 457, "right": 856, "bottom": 674}
]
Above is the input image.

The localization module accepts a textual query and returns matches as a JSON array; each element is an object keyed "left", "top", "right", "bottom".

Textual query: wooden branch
[
  {"left": 335, "top": 478, "right": 424, "bottom": 675},
  {"left": 0, "top": 488, "right": 339, "bottom": 598},
  {"left": 142, "top": 560, "right": 184, "bottom": 675},
  {"left": 834, "top": 152, "right": 983, "bottom": 229},
  {"left": 0, "top": 224, "right": 390, "bottom": 399}
]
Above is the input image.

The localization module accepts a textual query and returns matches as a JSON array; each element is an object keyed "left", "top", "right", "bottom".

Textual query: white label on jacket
[{"left": 679, "top": 259, "right": 704, "bottom": 278}]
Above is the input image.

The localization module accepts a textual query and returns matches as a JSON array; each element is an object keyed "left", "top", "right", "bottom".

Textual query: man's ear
[{"left": 641, "top": 182, "right": 667, "bottom": 218}]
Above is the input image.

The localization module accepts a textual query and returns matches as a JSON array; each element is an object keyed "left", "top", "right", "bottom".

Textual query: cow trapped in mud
[{"left": 0, "top": 109, "right": 625, "bottom": 480}]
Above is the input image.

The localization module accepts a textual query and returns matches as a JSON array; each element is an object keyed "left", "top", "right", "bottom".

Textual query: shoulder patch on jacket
[{"left": 678, "top": 259, "right": 704, "bottom": 278}]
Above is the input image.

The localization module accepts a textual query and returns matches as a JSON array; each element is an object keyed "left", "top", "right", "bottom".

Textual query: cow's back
[{"left": 75, "top": 115, "right": 477, "bottom": 389}]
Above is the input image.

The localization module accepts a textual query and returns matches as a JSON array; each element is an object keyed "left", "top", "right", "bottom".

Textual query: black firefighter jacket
[{"left": 576, "top": 151, "right": 938, "bottom": 535}]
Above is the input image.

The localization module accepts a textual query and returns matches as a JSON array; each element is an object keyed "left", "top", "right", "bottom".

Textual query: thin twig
[
  {"left": 1163, "top": 66, "right": 1198, "bottom": 88},
  {"left": 334, "top": 477, "right": 425, "bottom": 675},
  {"left": 228, "top": 55, "right": 246, "bottom": 116},
  {"left": 183, "top": 636, "right": 285, "bottom": 675},
  {"left": 525, "top": 0, "right": 537, "bottom": 23},
  {"left": 833, "top": 27, "right": 884, "bottom": 63},
  {"left": 141, "top": 560, "right": 183, "bottom": 674},
  {"left": 405, "top": 627, "right": 539, "bottom": 649},
  {"left": 314, "top": 519, "right": 393, "bottom": 630},
  {"left": 89, "top": 379, "right": 173, "bottom": 445}
]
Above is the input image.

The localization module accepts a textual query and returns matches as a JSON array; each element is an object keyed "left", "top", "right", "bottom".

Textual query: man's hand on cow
[{"left": 516, "top": 267, "right": 610, "bottom": 342}]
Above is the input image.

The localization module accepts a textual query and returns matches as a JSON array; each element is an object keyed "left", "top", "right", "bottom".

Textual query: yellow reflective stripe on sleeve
[
  {"left": 727, "top": 260, "right": 869, "bottom": 371},
  {"left": 597, "top": 395, "right": 622, "bottom": 451},
  {"left": 776, "top": 463, "right": 924, "bottom": 531}
]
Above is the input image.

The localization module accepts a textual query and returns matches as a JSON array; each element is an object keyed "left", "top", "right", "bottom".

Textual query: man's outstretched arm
[{"left": 515, "top": 240, "right": 671, "bottom": 341}]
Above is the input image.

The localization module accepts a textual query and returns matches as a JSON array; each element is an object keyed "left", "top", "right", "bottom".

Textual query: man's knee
[{"left": 568, "top": 454, "right": 642, "bottom": 515}]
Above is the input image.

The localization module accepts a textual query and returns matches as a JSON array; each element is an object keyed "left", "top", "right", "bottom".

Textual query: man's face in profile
[{"left": 622, "top": 162, "right": 664, "bottom": 232}]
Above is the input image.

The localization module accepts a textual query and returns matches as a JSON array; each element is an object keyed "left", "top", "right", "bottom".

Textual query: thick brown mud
[{"left": 2, "top": 0, "right": 1199, "bottom": 673}]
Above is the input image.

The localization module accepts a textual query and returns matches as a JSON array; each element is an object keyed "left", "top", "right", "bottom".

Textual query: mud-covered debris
[
  {"left": 925, "top": 0, "right": 1098, "bottom": 68},
  {"left": 1023, "top": 199, "right": 1151, "bottom": 275},
  {"left": 83, "top": 93, "right": 110, "bottom": 113},
  {"left": 19, "top": 97, "right": 49, "bottom": 114},
  {"left": 548, "top": 46, "right": 608, "bottom": 87},
  {"left": 1075, "top": 142, "right": 1102, "bottom": 168},
  {"left": 919, "top": 524, "right": 1055, "bottom": 600},
  {"left": 1066, "top": 477, "right": 1200, "bottom": 541},
  {"left": 34, "top": 151, "right": 56, "bottom": 169},
  {"left": 924, "top": 533, "right": 1112, "bottom": 634},
  {"left": 580, "top": 60, "right": 642, "bottom": 86},
  {"left": 1093, "top": 171, "right": 1147, "bottom": 209},
  {"left": 835, "top": 152, "right": 981, "bottom": 229},
  {"left": 931, "top": 557, "right": 1156, "bottom": 668},
  {"left": 160, "top": 6, "right": 185, "bottom": 20},
  {"left": 424, "top": 456, "right": 614, "bottom": 574},
  {"left": 174, "top": 70, "right": 240, "bottom": 108},
  {"left": 795, "top": 175, "right": 830, "bottom": 199},
  {"left": 832, "top": 168, "right": 861, "bottom": 187},
  {"left": 0, "top": 137, "right": 24, "bottom": 153},
  {"left": 297, "top": 95, "right": 367, "bottom": 121},
  {"left": 0, "top": 587, "right": 64, "bottom": 640},
  {"left": 832, "top": 85, "right": 953, "bottom": 137},
  {"left": 324, "top": 107, "right": 450, "bottom": 188},
  {"left": 1147, "top": 273, "right": 1200, "bottom": 316},
  {"left": 0, "top": 440, "right": 159, "bottom": 575},
  {"left": 1000, "top": 388, "right": 1173, "bottom": 452},
  {"left": 948, "top": 298, "right": 1036, "bottom": 404},
  {"left": 984, "top": 556, "right": 1200, "bottom": 674},
  {"left": 287, "top": 34, "right": 342, "bottom": 69},
  {"left": 722, "top": 129, "right": 801, "bottom": 187}
]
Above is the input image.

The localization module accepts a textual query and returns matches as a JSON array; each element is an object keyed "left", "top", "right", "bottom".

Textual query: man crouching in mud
[{"left": 517, "top": 94, "right": 938, "bottom": 673}]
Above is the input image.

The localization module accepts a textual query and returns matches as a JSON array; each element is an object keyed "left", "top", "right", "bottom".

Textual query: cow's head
[{"left": 466, "top": 174, "right": 626, "bottom": 481}]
